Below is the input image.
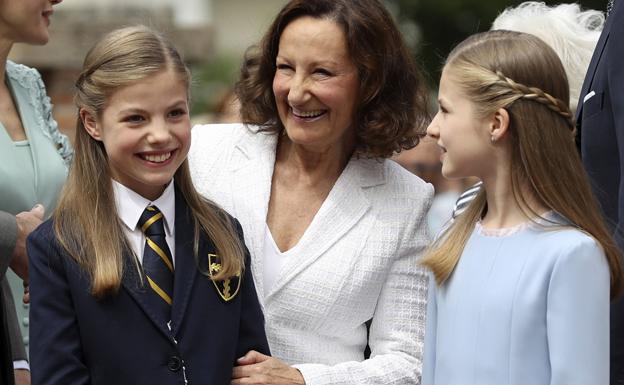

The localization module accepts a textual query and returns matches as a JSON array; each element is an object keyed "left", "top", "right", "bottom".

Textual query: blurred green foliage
[
  {"left": 387, "top": 0, "right": 606, "bottom": 86},
  {"left": 190, "top": 55, "right": 240, "bottom": 117}
]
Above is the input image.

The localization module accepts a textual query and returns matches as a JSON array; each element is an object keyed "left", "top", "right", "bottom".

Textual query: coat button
[{"left": 168, "top": 356, "right": 182, "bottom": 372}]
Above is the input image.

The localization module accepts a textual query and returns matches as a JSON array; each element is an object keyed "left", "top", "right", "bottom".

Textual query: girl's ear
[
  {"left": 80, "top": 108, "right": 102, "bottom": 141},
  {"left": 490, "top": 107, "right": 510, "bottom": 142}
]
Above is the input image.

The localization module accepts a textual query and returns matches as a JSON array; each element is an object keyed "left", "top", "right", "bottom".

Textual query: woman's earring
[{"left": 491, "top": 135, "right": 496, "bottom": 143}]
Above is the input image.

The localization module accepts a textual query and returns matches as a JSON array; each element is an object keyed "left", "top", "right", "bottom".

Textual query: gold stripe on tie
[
  {"left": 146, "top": 238, "right": 174, "bottom": 272},
  {"left": 147, "top": 276, "right": 173, "bottom": 305},
  {"left": 141, "top": 212, "right": 163, "bottom": 233}
]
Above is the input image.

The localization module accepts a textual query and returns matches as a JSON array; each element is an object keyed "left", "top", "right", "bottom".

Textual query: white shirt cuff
[{"left": 13, "top": 360, "right": 30, "bottom": 371}]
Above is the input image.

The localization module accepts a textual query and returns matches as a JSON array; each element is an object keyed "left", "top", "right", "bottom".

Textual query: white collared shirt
[{"left": 112, "top": 180, "right": 176, "bottom": 266}]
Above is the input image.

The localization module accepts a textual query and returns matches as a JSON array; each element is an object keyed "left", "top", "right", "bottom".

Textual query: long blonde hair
[
  {"left": 420, "top": 30, "right": 623, "bottom": 299},
  {"left": 55, "top": 25, "right": 244, "bottom": 298}
]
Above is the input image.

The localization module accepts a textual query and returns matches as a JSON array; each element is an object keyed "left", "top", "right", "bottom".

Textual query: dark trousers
[{"left": 0, "top": 293, "right": 14, "bottom": 385}]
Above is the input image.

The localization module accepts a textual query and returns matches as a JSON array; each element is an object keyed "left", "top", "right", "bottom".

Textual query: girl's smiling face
[{"left": 82, "top": 68, "right": 191, "bottom": 201}]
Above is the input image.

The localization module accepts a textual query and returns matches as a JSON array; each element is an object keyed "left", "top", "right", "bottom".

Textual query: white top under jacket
[{"left": 188, "top": 123, "right": 433, "bottom": 385}]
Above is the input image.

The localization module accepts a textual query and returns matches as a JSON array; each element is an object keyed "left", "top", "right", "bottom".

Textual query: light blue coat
[{"left": 423, "top": 215, "right": 610, "bottom": 385}]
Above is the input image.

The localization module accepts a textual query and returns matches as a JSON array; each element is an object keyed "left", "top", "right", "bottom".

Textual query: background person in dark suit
[{"left": 577, "top": 0, "right": 624, "bottom": 383}]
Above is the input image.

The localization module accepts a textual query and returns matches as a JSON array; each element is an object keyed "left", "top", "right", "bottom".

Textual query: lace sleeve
[
  {"left": 34, "top": 73, "right": 73, "bottom": 168},
  {"left": 6, "top": 61, "right": 74, "bottom": 168}
]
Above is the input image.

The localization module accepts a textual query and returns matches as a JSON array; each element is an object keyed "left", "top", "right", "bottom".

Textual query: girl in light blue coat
[{"left": 421, "top": 30, "right": 623, "bottom": 385}]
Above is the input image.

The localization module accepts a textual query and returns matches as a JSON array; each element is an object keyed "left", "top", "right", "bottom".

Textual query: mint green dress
[{"left": 1, "top": 60, "right": 72, "bottom": 359}]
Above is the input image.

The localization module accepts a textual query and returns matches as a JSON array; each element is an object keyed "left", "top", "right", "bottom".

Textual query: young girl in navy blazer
[{"left": 27, "top": 25, "right": 269, "bottom": 385}]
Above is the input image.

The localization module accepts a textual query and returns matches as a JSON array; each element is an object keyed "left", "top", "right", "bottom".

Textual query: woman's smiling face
[{"left": 272, "top": 16, "right": 360, "bottom": 152}]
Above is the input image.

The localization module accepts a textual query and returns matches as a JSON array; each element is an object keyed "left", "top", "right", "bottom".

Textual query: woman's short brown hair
[{"left": 236, "top": 0, "right": 430, "bottom": 158}]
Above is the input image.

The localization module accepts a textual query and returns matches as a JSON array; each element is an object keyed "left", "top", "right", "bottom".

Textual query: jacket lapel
[
  {"left": 264, "top": 158, "right": 385, "bottom": 300},
  {"left": 229, "top": 129, "right": 278, "bottom": 304},
  {"left": 576, "top": 14, "right": 612, "bottom": 121},
  {"left": 120, "top": 252, "right": 173, "bottom": 340},
  {"left": 170, "top": 190, "right": 198, "bottom": 335}
]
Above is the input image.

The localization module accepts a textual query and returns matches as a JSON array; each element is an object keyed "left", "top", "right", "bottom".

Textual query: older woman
[{"left": 189, "top": 0, "right": 432, "bottom": 384}]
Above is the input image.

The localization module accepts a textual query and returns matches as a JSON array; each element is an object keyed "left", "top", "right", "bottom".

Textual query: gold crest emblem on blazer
[{"left": 208, "top": 253, "right": 241, "bottom": 301}]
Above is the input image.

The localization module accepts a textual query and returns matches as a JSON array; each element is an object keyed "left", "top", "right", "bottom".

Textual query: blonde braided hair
[
  {"left": 494, "top": 70, "right": 576, "bottom": 134},
  {"left": 422, "top": 30, "right": 623, "bottom": 299}
]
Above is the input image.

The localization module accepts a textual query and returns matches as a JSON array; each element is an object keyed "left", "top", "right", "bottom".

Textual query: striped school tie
[{"left": 138, "top": 205, "right": 174, "bottom": 320}]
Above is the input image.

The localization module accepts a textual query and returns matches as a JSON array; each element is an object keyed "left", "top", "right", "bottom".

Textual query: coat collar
[
  {"left": 229, "top": 126, "right": 386, "bottom": 304},
  {"left": 228, "top": 127, "right": 277, "bottom": 303},
  {"left": 120, "top": 253, "right": 173, "bottom": 340},
  {"left": 170, "top": 190, "right": 199, "bottom": 334}
]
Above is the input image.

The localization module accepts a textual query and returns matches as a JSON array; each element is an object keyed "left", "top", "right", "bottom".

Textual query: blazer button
[{"left": 168, "top": 356, "right": 182, "bottom": 372}]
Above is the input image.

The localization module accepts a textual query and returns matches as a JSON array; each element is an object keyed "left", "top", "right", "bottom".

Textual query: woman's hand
[
  {"left": 11, "top": 204, "right": 45, "bottom": 281},
  {"left": 14, "top": 369, "right": 30, "bottom": 385},
  {"left": 231, "top": 350, "right": 305, "bottom": 385}
]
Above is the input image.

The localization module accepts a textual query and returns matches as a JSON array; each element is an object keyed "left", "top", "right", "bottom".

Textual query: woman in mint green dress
[{"left": 0, "top": 1, "right": 69, "bottom": 384}]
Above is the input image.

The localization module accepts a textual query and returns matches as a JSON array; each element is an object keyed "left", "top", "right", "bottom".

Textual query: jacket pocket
[{"left": 581, "top": 91, "right": 604, "bottom": 120}]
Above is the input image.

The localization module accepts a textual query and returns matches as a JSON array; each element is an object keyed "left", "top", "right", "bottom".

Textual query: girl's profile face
[
  {"left": 83, "top": 68, "right": 191, "bottom": 201},
  {"left": 426, "top": 68, "right": 493, "bottom": 180}
]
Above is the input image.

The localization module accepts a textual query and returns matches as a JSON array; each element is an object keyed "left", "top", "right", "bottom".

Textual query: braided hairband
[{"left": 494, "top": 70, "right": 576, "bottom": 133}]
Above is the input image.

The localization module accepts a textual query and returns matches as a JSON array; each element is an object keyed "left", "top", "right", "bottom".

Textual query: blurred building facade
[{"left": 8, "top": 0, "right": 287, "bottom": 139}]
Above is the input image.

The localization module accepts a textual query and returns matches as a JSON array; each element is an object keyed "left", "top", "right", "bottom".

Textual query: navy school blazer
[{"left": 27, "top": 193, "right": 270, "bottom": 385}]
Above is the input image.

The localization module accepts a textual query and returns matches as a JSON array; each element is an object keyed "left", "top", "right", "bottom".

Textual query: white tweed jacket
[{"left": 188, "top": 123, "right": 433, "bottom": 385}]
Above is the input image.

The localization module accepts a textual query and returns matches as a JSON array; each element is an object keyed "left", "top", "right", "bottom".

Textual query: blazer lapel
[
  {"left": 576, "top": 14, "right": 612, "bottom": 121},
  {"left": 229, "top": 129, "right": 278, "bottom": 304},
  {"left": 265, "top": 158, "right": 385, "bottom": 300},
  {"left": 170, "top": 191, "right": 198, "bottom": 335},
  {"left": 120, "top": 252, "right": 173, "bottom": 340}
]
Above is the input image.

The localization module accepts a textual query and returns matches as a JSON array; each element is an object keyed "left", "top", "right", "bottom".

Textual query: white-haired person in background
[{"left": 452, "top": 1, "right": 604, "bottom": 218}]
